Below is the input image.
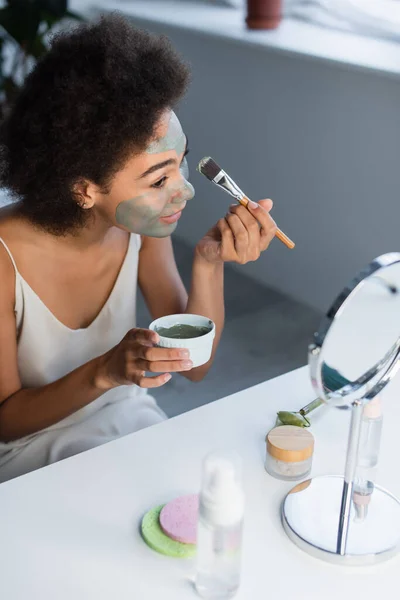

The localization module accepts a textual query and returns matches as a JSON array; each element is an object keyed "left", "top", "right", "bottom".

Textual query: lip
[
  {"left": 159, "top": 204, "right": 186, "bottom": 224},
  {"left": 159, "top": 210, "right": 182, "bottom": 224}
]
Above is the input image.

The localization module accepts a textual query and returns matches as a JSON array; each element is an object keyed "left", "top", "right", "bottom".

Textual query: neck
[
  {"left": 63, "top": 213, "right": 118, "bottom": 249},
  {"left": 17, "top": 204, "right": 123, "bottom": 251}
]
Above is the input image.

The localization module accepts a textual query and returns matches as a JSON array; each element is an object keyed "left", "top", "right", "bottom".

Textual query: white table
[{"left": 0, "top": 366, "right": 399, "bottom": 600}]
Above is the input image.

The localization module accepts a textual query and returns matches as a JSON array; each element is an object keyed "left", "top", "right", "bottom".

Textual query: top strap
[{"left": 0, "top": 237, "right": 18, "bottom": 273}]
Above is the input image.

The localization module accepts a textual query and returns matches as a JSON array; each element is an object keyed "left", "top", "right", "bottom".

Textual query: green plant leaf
[
  {"left": 40, "top": 9, "right": 62, "bottom": 30},
  {"left": 28, "top": 34, "right": 47, "bottom": 58},
  {"left": 0, "top": 5, "right": 41, "bottom": 47},
  {"left": 37, "top": 0, "right": 67, "bottom": 18}
]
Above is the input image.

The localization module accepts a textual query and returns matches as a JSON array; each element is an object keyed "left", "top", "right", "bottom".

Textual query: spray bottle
[{"left": 195, "top": 451, "right": 245, "bottom": 599}]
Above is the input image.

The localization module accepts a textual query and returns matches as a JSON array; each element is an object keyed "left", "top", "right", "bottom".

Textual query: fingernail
[
  {"left": 165, "top": 373, "right": 172, "bottom": 381},
  {"left": 248, "top": 200, "right": 259, "bottom": 209},
  {"left": 179, "top": 350, "right": 190, "bottom": 358},
  {"left": 182, "top": 361, "right": 193, "bottom": 369}
]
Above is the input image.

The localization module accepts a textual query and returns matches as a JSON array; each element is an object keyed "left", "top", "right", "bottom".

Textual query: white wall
[{"left": 128, "top": 17, "right": 400, "bottom": 313}]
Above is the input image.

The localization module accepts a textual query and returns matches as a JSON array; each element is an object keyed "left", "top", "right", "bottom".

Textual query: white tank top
[{"left": 0, "top": 233, "right": 149, "bottom": 436}]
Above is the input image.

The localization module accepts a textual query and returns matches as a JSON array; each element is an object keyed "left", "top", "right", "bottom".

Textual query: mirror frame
[{"left": 309, "top": 253, "right": 400, "bottom": 407}]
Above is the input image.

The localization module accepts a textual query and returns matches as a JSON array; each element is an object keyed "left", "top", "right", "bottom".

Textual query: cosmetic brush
[{"left": 197, "top": 157, "right": 295, "bottom": 250}]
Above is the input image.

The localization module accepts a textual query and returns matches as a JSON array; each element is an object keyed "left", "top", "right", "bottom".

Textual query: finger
[
  {"left": 229, "top": 203, "right": 259, "bottom": 230},
  {"left": 135, "top": 357, "right": 193, "bottom": 373},
  {"left": 217, "top": 217, "right": 235, "bottom": 261},
  {"left": 246, "top": 199, "right": 277, "bottom": 251},
  {"left": 259, "top": 215, "right": 277, "bottom": 251},
  {"left": 229, "top": 204, "right": 261, "bottom": 260},
  {"left": 136, "top": 345, "right": 190, "bottom": 362},
  {"left": 136, "top": 372, "right": 172, "bottom": 389},
  {"left": 257, "top": 198, "right": 274, "bottom": 212},
  {"left": 125, "top": 328, "right": 160, "bottom": 346},
  {"left": 225, "top": 212, "right": 249, "bottom": 260}
]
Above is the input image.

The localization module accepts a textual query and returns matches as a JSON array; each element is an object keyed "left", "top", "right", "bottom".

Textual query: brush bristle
[{"left": 197, "top": 157, "right": 222, "bottom": 182}]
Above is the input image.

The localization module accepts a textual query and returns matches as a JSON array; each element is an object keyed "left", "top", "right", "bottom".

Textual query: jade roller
[
  {"left": 276, "top": 398, "right": 324, "bottom": 428},
  {"left": 276, "top": 364, "right": 351, "bottom": 427}
]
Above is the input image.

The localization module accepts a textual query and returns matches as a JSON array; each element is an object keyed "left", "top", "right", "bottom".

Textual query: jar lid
[{"left": 266, "top": 425, "right": 314, "bottom": 463}]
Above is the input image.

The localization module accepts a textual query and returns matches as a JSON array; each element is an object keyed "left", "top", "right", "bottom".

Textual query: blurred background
[{"left": 0, "top": 0, "right": 399, "bottom": 416}]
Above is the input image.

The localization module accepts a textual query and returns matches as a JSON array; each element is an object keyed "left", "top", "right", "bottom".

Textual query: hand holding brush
[
  {"left": 198, "top": 157, "right": 295, "bottom": 250},
  {"left": 195, "top": 197, "right": 277, "bottom": 265}
]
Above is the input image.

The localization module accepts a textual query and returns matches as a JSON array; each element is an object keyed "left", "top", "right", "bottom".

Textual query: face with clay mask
[{"left": 93, "top": 111, "right": 194, "bottom": 238}]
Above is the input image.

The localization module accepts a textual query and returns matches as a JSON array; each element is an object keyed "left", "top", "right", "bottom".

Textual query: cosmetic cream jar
[{"left": 265, "top": 425, "right": 314, "bottom": 481}]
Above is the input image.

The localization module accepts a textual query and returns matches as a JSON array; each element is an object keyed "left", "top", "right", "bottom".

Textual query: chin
[{"left": 147, "top": 221, "right": 179, "bottom": 239}]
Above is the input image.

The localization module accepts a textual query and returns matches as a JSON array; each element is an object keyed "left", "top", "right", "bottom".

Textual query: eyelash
[{"left": 151, "top": 147, "right": 190, "bottom": 189}]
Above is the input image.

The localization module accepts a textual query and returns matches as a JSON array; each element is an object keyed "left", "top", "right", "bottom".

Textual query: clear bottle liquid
[
  {"left": 195, "top": 452, "right": 244, "bottom": 600},
  {"left": 358, "top": 397, "right": 383, "bottom": 469}
]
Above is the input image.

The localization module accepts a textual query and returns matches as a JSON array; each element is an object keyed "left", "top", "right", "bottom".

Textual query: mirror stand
[
  {"left": 282, "top": 335, "right": 400, "bottom": 566},
  {"left": 282, "top": 399, "right": 400, "bottom": 565},
  {"left": 280, "top": 254, "right": 400, "bottom": 564}
]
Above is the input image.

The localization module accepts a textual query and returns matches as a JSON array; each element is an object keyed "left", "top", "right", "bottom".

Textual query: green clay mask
[
  {"left": 180, "top": 156, "right": 189, "bottom": 181},
  {"left": 115, "top": 113, "right": 194, "bottom": 237},
  {"left": 115, "top": 175, "right": 194, "bottom": 238},
  {"left": 146, "top": 111, "right": 186, "bottom": 155}
]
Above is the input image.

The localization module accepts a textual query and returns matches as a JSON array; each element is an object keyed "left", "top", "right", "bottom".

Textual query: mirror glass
[{"left": 310, "top": 256, "right": 400, "bottom": 406}]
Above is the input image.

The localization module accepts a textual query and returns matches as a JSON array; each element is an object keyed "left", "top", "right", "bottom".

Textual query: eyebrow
[{"left": 138, "top": 136, "right": 189, "bottom": 180}]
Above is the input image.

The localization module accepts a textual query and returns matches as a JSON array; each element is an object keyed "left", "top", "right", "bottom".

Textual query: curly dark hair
[{"left": 0, "top": 13, "right": 190, "bottom": 235}]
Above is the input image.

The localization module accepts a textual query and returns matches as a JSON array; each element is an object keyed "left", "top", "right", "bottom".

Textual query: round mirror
[
  {"left": 282, "top": 253, "right": 400, "bottom": 565},
  {"left": 309, "top": 253, "right": 400, "bottom": 407}
]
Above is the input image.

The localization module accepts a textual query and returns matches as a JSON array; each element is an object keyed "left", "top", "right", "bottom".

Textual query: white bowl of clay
[{"left": 149, "top": 314, "right": 215, "bottom": 368}]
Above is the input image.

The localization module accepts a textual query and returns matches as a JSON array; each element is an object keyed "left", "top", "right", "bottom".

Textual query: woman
[{"left": 0, "top": 15, "right": 277, "bottom": 482}]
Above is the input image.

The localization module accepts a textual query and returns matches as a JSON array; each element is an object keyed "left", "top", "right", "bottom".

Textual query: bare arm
[
  {"left": 185, "top": 253, "right": 224, "bottom": 381},
  {"left": 138, "top": 199, "right": 278, "bottom": 384},
  {"left": 0, "top": 249, "right": 188, "bottom": 442},
  {"left": 0, "top": 249, "right": 109, "bottom": 440},
  {"left": 138, "top": 236, "right": 224, "bottom": 382},
  {"left": 0, "top": 361, "right": 109, "bottom": 442}
]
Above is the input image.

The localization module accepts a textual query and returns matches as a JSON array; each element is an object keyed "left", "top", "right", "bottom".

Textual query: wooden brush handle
[
  {"left": 241, "top": 197, "right": 295, "bottom": 250},
  {"left": 275, "top": 228, "right": 295, "bottom": 250}
]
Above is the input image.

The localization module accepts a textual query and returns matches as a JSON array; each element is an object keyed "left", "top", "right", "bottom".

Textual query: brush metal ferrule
[{"left": 211, "top": 170, "right": 245, "bottom": 202}]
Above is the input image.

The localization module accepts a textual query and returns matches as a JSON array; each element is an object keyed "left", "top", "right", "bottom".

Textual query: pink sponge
[{"left": 159, "top": 494, "right": 199, "bottom": 545}]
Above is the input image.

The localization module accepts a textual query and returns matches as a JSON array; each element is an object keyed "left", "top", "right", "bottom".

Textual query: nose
[{"left": 171, "top": 180, "right": 195, "bottom": 204}]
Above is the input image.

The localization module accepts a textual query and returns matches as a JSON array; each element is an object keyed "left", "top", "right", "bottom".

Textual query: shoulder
[
  {"left": 0, "top": 232, "right": 16, "bottom": 314},
  {"left": 0, "top": 204, "right": 34, "bottom": 310}
]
